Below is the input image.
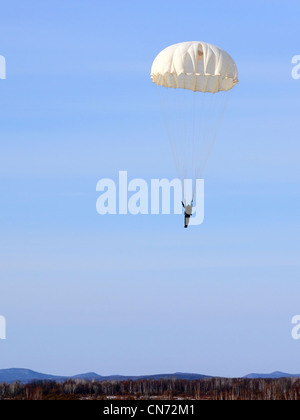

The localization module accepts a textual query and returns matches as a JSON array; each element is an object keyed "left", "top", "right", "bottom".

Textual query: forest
[{"left": 0, "top": 377, "right": 299, "bottom": 400}]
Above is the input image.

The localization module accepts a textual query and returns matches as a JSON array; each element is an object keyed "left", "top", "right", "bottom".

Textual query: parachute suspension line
[
  {"left": 157, "top": 88, "right": 183, "bottom": 185},
  {"left": 173, "top": 88, "right": 185, "bottom": 194},
  {"left": 173, "top": 88, "right": 185, "bottom": 188},
  {"left": 193, "top": 90, "right": 207, "bottom": 198},
  {"left": 192, "top": 92, "right": 225, "bottom": 199},
  {"left": 193, "top": 92, "right": 230, "bottom": 199},
  {"left": 174, "top": 88, "right": 188, "bottom": 200},
  {"left": 181, "top": 87, "right": 187, "bottom": 201},
  {"left": 157, "top": 87, "right": 232, "bottom": 202},
  {"left": 202, "top": 93, "right": 229, "bottom": 178},
  {"left": 183, "top": 88, "right": 198, "bottom": 203},
  {"left": 201, "top": 93, "right": 215, "bottom": 174},
  {"left": 191, "top": 91, "right": 196, "bottom": 200},
  {"left": 193, "top": 92, "right": 211, "bottom": 199}
]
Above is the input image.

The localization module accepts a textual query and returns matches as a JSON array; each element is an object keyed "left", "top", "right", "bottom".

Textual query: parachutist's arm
[{"left": 181, "top": 201, "right": 185, "bottom": 208}]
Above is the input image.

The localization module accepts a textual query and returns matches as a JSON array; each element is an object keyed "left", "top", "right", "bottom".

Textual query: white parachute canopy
[{"left": 151, "top": 41, "right": 239, "bottom": 202}]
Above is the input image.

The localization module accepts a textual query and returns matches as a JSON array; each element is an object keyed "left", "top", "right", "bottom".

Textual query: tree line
[{"left": 0, "top": 377, "right": 300, "bottom": 400}]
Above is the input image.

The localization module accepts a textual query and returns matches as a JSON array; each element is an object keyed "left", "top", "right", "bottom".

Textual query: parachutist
[{"left": 182, "top": 201, "right": 193, "bottom": 228}]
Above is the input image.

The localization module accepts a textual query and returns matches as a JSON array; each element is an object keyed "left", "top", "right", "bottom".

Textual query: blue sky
[{"left": 0, "top": 0, "right": 299, "bottom": 377}]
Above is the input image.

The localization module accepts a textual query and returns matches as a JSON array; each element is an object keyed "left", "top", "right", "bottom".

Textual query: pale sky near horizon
[{"left": 0, "top": 0, "right": 300, "bottom": 377}]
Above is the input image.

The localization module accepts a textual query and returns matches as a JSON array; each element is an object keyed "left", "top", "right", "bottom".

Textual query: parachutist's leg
[
  {"left": 185, "top": 215, "right": 190, "bottom": 228},
  {"left": 187, "top": 215, "right": 191, "bottom": 227}
]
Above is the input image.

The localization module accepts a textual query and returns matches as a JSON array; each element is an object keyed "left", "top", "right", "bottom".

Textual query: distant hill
[
  {"left": 1, "top": 369, "right": 300, "bottom": 384},
  {"left": 0, "top": 369, "right": 212, "bottom": 384},
  {"left": 0, "top": 369, "right": 66, "bottom": 384},
  {"left": 243, "top": 371, "right": 300, "bottom": 379}
]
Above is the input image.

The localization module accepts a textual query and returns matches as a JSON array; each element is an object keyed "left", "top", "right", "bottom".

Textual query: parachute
[{"left": 151, "top": 41, "right": 239, "bottom": 202}]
